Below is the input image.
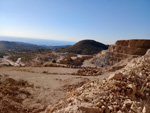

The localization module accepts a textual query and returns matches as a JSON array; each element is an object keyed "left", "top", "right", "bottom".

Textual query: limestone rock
[
  {"left": 90, "top": 39, "right": 150, "bottom": 68},
  {"left": 115, "top": 40, "right": 150, "bottom": 48},
  {"left": 123, "top": 99, "right": 132, "bottom": 107},
  {"left": 130, "top": 102, "right": 142, "bottom": 113},
  {"left": 108, "top": 73, "right": 123, "bottom": 80},
  {"left": 127, "top": 84, "right": 136, "bottom": 95},
  {"left": 142, "top": 106, "right": 146, "bottom": 113},
  {"left": 146, "top": 49, "right": 150, "bottom": 55}
]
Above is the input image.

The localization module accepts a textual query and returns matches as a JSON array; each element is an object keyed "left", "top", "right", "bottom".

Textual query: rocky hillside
[
  {"left": 45, "top": 49, "right": 150, "bottom": 113},
  {"left": 56, "top": 40, "right": 108, "bottom": 55},
  {"left": 91, "top": 39, "right": 150, "bottom": 67},
  {"left": 109, "top": 40, "right": 150, "bottom": 55}
]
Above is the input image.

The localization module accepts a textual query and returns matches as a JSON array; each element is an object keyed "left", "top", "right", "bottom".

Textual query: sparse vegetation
[
  {"left": 10, "top": 54, "right": 33, "bottom": 62},
  {"left": 56, "top": 40, "right": 108, "bottom": 55},
  {"left": 0, "top": 41, "right": 43, "bottom": 51},
  {"left": 8, "top": 48, "right": 51, "bottom": 63},
  {"left": 0, "top": 52, "right": 6, "bottom": 58},
  {"left": 52, "top": 60, "right": 56, "bottom": 63}
]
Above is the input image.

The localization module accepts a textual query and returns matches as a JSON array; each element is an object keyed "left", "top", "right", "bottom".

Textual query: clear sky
[{"left": 0, "top": 0, "right": 150, "bottom": 44}]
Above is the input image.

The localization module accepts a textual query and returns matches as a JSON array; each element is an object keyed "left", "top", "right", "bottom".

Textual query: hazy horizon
[
  {"left": 0, "top": 35, "right": 76, "bottom": 46},
  {"left": 0, "top": 0, "right": 150, "bottom": 44}
]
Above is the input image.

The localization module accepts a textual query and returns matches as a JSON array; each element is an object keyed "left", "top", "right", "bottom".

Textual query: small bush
[{"left": 52, "top": 60, "right": 56, "bottom": 63}]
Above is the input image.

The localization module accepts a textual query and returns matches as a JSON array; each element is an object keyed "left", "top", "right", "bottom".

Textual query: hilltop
[{"left": 56, "top": 40, "right": 108, "bottom": 55}]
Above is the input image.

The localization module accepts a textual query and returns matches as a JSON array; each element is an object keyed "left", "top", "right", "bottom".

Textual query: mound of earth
[
  {"left": 56, "top": 40, "right": 108, "bottom": 55},
  {"left": 45, "top": 52, "right": 150, "bottom": 113}
]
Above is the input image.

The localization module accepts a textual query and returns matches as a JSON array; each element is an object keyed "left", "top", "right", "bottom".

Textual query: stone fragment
[
  {"left": 45, "top": 105, "right": 53, "bottom": 113},
  {"left": 108, "top": 73, "right": 123, "bottom": 80},
  {"left": 142, "top": 106, "right": 147, "bottom": 113},
  {"left": 130, "top": 102, "right": 142, "bottom": 113},
  {"left": 123, "top": 99, "right": 132, "bottom": 107},
  {"left": 117, "top": 110, "right": 123, "bottom": 113},
  {"left": 146, "top": 49, "right": 150, "bottom": 55},
  {"left": 127, "top": 84, "right": 136, "bottom": 95}
]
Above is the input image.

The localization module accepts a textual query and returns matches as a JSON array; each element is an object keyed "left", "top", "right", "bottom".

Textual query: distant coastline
[{"left": 0, "top": 36, "right": 76, "bottom": 46}]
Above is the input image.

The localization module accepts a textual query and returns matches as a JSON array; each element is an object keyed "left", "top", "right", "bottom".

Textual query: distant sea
[{"left": 0, "top": 36, "right": 76, "bottom": 46}]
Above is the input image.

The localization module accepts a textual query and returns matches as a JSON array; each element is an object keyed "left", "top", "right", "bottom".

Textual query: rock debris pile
[
  {"left": 72, "top": 68, "right": 102, "bottom": 76},
  {"left": 45, "top": 53, "right": 150, "bottom": 113}
]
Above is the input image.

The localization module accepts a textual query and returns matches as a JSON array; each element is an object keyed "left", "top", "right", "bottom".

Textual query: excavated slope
[
  {"left": 45, "top": 50, "right": 150, "bottom": 113},
  {"left": 91, "top": 39, "right": 150, "bottom": 67}
]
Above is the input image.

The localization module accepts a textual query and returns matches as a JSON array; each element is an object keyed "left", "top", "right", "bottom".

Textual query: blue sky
[{"left": 0, "top": 0, "right": 150, "bottom": 44}]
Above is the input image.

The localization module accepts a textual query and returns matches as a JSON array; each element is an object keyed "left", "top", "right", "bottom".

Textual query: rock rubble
[{"left": 45, "top": 53, "right": 150, "bottom": 113}]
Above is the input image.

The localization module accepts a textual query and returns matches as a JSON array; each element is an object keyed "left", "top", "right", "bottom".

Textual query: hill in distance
[
  {"left": 0, "top": 41, "right": 43, "bottom": 51},
  {"left": 0, "top": 41, "right": 72, "bottom": 51},
  {"left": 56, "top": 40, "right": 109, "bottom": 55},
  {"left": 42, "top": 45, "right": 71, "bottom": 50}
]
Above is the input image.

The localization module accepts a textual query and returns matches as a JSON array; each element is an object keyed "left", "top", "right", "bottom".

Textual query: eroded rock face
[
  {"left": 45, "top": 54, "right": 150, "bottom": 113},
  {"left": 110, "top": 39, "right": 150, "bottom": 55},
  {"left": 91, "top": 39, "right": 150, "bottom": 67},
  {"left": 116, "top": 40, "right": 150, "bottom": 48},
  {"left": 109, "top": 45, "right": 148, "bottom": 55}
]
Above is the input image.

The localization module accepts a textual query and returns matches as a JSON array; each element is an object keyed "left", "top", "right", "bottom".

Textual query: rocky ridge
[
  {"left": 91, "top": 39, "right": 150, "bottom": 67},
  {"left": 45, "top": 50, "right": 150, "bottom": 113}
]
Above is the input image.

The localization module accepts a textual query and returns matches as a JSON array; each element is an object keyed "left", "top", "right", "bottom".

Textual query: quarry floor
[{"left": 0, "top": 66, "right": 111, "bottom": 112}]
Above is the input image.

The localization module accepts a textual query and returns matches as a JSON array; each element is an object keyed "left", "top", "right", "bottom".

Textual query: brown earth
[{"left": 0, "top": 66, "right": 110, "bottom": 113}]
